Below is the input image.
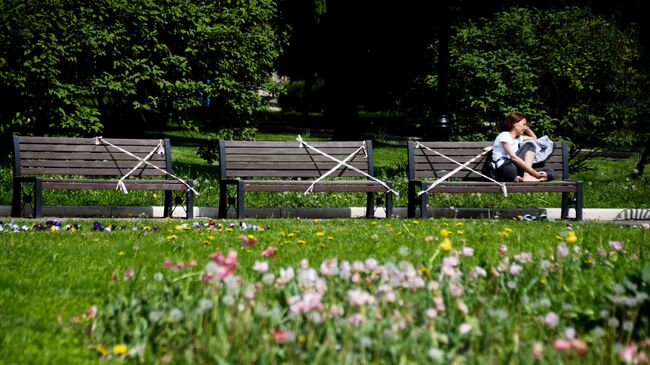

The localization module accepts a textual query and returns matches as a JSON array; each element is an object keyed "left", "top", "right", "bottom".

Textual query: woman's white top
[{"left": 492, "top": 132, "right": 522, "bottom": 168}]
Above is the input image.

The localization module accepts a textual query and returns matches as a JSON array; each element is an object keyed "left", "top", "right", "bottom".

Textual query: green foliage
[
  {"left": 0, "top": 0, "right": 280, "bottom": 139},
  {"left": 428, "top": 7, "right": 649, "bottom": 151}
]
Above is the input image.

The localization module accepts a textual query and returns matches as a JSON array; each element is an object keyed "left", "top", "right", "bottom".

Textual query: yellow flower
[
  {"left": 207, "top": 235, "right": 215, "bottom": 241},
  {"left": 153, "top": 193, "right": 158, "bottom": 199},
  {"left": 95, "top": 344, "right": 109, "bottom": 357},
  {"left": 419, "top": 267, "right": 430, "bottom": 276},
  {"left": 297, "top": 239, "right": 306, "bottom": 245},
  {"left": 327, "top": 236, "right": 334, "bottom": 240},
  {"left": 567, "top": 231, "right": 578, "bottom": 244},
  {"left": 504, "top": 227, "right": 512, "bottom": 232},
  {"left": 113, "top": 344, "right": 127, "bottom": 355},
  {"left": 259, "top": 227, "right": 265, "bottom": 232},
  {"left": 167, "top": 235, "right": 177, "bottom": 240},
  {"left": 440, "top": 238, "right": 452, "bottom": 251},
  {"left": 412, "top": 220, "right": 420, "bottom": 225},
  {"left": 118, "top": 251, "right": 125, "bottom": 256},
  {"left": 315, "top": 231, "right": 325, "bottom": 237},
  {"left": 455, "top": 222, "right": 463, "bottom": 226},
  {"left": 456, "top": 230, "right": 464, "bottom": 235},
  {"left": 287, "top": 232, "right": 297, "bottom": 238},
  {"left": 440, "top": 229, "right": 451, "bottom": 237}
]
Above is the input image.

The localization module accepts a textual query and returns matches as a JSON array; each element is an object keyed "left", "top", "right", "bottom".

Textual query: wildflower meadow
[{"left": 1, "top": 218, "right": 649, "bottom": 364}]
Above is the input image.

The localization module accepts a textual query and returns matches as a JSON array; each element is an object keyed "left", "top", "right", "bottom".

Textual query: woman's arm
[
  {"left": 502, "top": 141, "right": 542, "bottom": 178},
  {"left": 522, "top": 126, "right": 537, "bottom": 141}
]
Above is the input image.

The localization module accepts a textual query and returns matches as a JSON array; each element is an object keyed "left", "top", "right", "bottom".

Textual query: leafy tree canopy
[
  {"left": 427, "top": 7, "right": 648, "bottom": 153},
  {"left": 0, "top": 0, "right": 280, "bottom": 141}
]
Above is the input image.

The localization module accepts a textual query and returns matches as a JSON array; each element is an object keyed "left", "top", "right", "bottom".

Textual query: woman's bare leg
[{"left": 521, "top": 151, "right": 546, "bottom": 182}]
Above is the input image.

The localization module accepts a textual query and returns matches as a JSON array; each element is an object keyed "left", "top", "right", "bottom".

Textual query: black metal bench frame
[
  {"left": 11, "top": 136, "right": 194, "bottom": 219},
  {"left": 218, "top": 139, "right": 393, "bottom": 219},
  {"left": 407, "top": 141, "right": 583, "bottom": 220}
]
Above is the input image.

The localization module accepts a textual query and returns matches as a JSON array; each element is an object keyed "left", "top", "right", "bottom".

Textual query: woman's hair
[{"left": 502, "top": 112, "right": 526, "bottom": 131}]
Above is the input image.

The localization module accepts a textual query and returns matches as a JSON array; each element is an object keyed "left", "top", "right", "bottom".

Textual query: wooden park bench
[
  {"left": 218, "top": 139, "right": 394, "bottom": 218},
  {"left": 11, "top": 136, "right": 194, "bottom": 219},
  {"left": 407, "top": 141, "right": 583, "bottom": 220}
]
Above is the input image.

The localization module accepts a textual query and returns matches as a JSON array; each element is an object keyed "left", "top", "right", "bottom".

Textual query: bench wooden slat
[
  {"left": 412, "top": 154, "right": 564, "bottom": 164},
  {"left": 226, "top": 154, "right": 370, "bottom": 163},
  {"left": 226, "top": 162, "right": 369, "bottom": 170},
  {"left": 426, "top": 181, "right": 578, "bottom": 193},
  {"left": 224, "top": 147, "right": 368, "bottom": 155},
  {"left": 19, "top": 152, "right": 167, "bottom": 161},
  {"left": 20, "top": 167, "right": 168, "bottom": 176},
  {"left": 42, "top": 179, "right": 188, "bottom": 191},
  {"left": 20, "top": 160, "right": 167, "bottom": 169},
  {"left": 20, "top": 144, "right": 166, "bottom": 153},
  {"left": 226, "top": 170, "right": 370, "bottom": 178},
  {"left": 224, "top": 141, "right": 367, "bottom": 148},
  {"left": 17, "top": 136, "right": 165, "bottom": 146}
]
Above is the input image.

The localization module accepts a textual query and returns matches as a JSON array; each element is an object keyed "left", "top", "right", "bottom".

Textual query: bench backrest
[
  {"left": 408, "top": 141, "right": 570, "bottom": 181},
  {"left": 13, "top": 136, "right": 174, "bottom": 178},
  {"left": 219, "top": 140, "right": 376, "bottom": 179}
]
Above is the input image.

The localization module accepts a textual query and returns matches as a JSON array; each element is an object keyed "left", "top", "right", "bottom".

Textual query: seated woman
[{"left": 492, "top": 112, "right": 547, "bottom": 182}]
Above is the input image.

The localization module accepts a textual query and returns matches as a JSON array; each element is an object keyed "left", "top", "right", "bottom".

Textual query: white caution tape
[
  {"left": 297, "top": 135, "right": 398, "bottom": 196},
  {"left": 95, "top": 137, "right": 199, "bottom": 195},
  {"left": 415, "top": 142, "right": 507, "bottom": 197}
]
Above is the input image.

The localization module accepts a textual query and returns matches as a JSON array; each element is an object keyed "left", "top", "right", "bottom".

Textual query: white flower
[
  {"left": 253, "top": 261, "right": 269, "bottom": 273},
  {"left": 198, "top": 299, "right": 213, "bottom": 313},
  {"left": 169, "top": 308, "right": 184, "bottom": 322},
  {"left": 459, "top": 323, "right": 472, "bottom": 335}
]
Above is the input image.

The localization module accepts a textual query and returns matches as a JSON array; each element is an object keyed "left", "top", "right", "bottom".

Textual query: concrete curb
[{"left": 1, "top": 205, "right": 649, "bottom": 222}]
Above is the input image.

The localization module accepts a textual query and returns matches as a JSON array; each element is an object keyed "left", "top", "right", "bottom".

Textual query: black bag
[{"left": 481, "top": 150, "right": 497, "bottom": 181}]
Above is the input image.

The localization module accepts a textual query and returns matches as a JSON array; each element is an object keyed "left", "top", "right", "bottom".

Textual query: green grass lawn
[{"left": 1, "top": 218, "right": 649, "bottom": 363}]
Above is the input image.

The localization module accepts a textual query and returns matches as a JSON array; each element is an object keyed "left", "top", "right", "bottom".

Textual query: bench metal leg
[
  {"left": 186, "top": 180, "right": 194, "bottom": 219},
  {"left": 34, "top": 178, "right": 43, "bottom": 219},
  {"left": 11, "top": 179, "right": 21, "bottom": 217},
  {"left": 407, "top": 182, "right": 416, "bottom": 218},
  {"left": 561, "top": 192, "right": 570, "bottom": 220},
  {"left": 575, "top": 181, "right": 584, "bottom": 221},
  {"left": 218, "top": 181, "right": 228, "bottom": 219},
  {"left": 385, "top": 183, "right": 393, "bottom": 219},
  {"left": 420, "top": 192, "right": 428, "bottom": 219},
  {"left": 237, "top": 180, "right": 245, "bottom": 219},
  {"left": 366, "top": 192, "right": 375, "bottom": 218},
  {"left": 164, "top": 191, "right": 172, "bottom": 218},
  {"left": 420, "top": 182, "right": 430, "bottom": 219}
]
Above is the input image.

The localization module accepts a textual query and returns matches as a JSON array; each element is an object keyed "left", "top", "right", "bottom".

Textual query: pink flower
[
  {"left": 261, "top": 246, "right": 276, "bottom": 257},
  {"left": 532, "top": 342, "right": 544, "bottom": 360},
  {"left": 462, "top": 247, "right": 474, "bottom": 257},
  {"left": 498, "top": 245, "right": 508, "bottom": 256},
  {"left": 544, "top": 311, "right": 560, "bottom": 328},
  {"left": 85, "top": 306, "right": 98, "bottom": 318},
  {"left": 608, "top": 240, "right": 624, "bottom": 251},
  {"left": 553, "top": 338, "right": 572, "bottom": 351},
  {"left": 642, "top": 223, "right": 649, "bottom": 230},
  {"left": 164, "top": 259, "right": 175, "bottom": 270},
  {"left": 253, "top": 261, "right": 269, "bottom": 273},
  {"left": 123, "top": 267, "right": 135, "bottom": 281},
  {"left": 509, "top": 264, "right": 523, "bottom": 276},
  {"left": 348, "top": 289, "right": 376, "bottom": 306},
  {"left": 186, "top": 259, "right": 197, "bottom": 268},
  {"left": 288, "top": 293, "right": 323, "bottom": 314},
  {"left": 240, "top": 235, "right": 257, "bottom": 247},
  {"left": 271, "top": 329, "right": 293, "bottom": 343},
  {"left": 449, "top": 282, "right": 464, "bottom": 297}
]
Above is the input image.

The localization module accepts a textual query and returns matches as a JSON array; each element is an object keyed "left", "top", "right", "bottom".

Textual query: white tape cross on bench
[
  {"left": 415, "top": 142, "right": 507, "bottom": 197},
  {"left": 296, "top": 135, "right": 399, "bottom": 196},
  {"left": 95, "top": 137, "right": 199, "bottom": 196}
]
